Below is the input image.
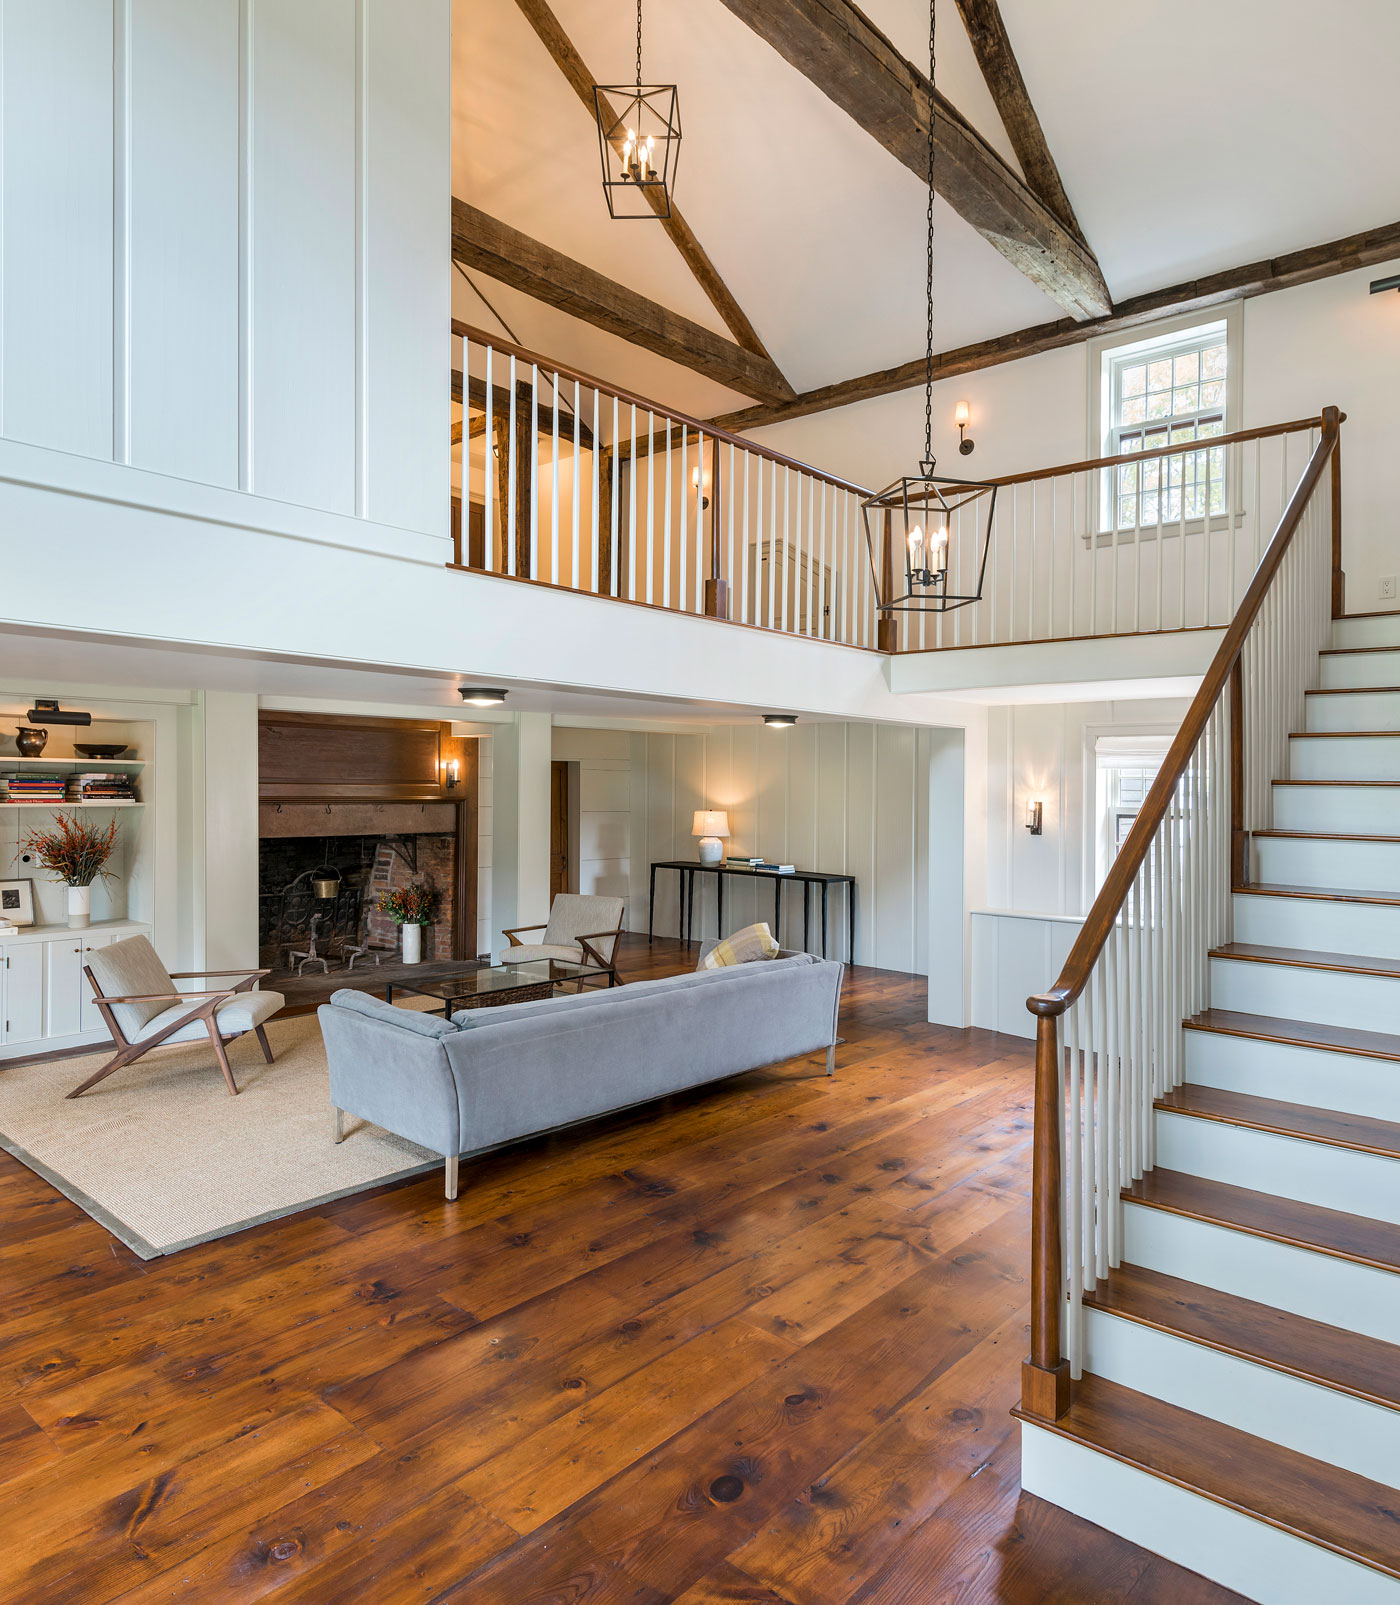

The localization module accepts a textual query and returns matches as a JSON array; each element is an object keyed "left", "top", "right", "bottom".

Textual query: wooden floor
[{"left": 0, "top": 936, "right": 1246, "bottom": 1604}]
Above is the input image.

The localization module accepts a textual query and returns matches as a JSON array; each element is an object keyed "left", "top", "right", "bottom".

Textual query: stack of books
[
  {"left": 4, "top": 772, "right": 67, "bottom": 804},
  {"left": 726, "top": 856, "right": 797, "bottom": 873},
  {"left": 68, "top": 772, "right": 140, "bottom": 803}
]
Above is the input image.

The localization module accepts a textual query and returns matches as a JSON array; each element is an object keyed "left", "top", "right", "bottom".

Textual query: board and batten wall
[
  {"left": 628, "top": 722, "right": 948, "bottom": 973},
  {"left": 0, "top": 0, "right": 448, "bottom": 535}
]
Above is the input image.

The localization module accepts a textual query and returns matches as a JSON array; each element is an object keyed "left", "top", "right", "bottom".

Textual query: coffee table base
[{"left": 451, "top": 981, "right": 554, "bottom": 1011}]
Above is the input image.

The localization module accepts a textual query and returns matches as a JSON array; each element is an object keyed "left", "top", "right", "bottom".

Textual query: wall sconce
[
  {"left": 1369, "top": 275, "right": 1400, "bottom": 294},
  {"left": 1026, "top": 798, "right": 1043, "bottom": 835},
  {"left": 954, "top": 400, "right": 975, "bottom": 456},
  {"left": 443, "top": 758, "right": 460, "bottom": 789},
  {"left": 763, "top": 713, "right": 798, "bottom": 728},
  {"left": 691, "top": 464, "right": 710, "bottom": 511}
]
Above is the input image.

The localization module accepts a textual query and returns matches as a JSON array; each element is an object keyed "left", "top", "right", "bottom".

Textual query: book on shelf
[
  {"left": 726, "top": 856, "right": 767, "bottom": 866},
  {"left": 773, "top": 864, "right": 796, "bottom": 874}
]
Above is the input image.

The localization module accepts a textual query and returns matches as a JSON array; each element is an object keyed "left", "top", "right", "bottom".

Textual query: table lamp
[{"left": 692, "top": 810, "right": 730, "bottom": 866}]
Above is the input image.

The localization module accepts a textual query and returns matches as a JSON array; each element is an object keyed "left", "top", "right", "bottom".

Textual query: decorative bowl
[{"left": 73, "top": 743, "right": 129, "bottom": 759}]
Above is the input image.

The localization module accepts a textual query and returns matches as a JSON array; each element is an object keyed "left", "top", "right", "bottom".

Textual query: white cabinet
[
  {"left": 1, "top": 944, "right": 44, "bottom": 1044},
  {"left": 44, "top": 938, "right": 85, "bottom": 1039},
  {"left": 0, "top": 923, "right": 150, "bottom": 1056}
]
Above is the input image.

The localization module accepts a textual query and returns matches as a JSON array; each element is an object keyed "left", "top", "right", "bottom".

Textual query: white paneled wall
[
  {"left": 628, "top": 723, "right": 940, "bottom": 971},
  {"left": 476, "top": 735, "right": 493, "bottom": 960},
  {"left": 552, "top": 729, "right": 631, "bottom": 902},
  {"left": 0, "top": 0, "right": 448, "bottom": 535}
]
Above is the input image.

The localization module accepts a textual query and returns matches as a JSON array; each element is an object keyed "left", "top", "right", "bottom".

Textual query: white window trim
[
  {"left": 1084, "top": 302, "right": 1244, "bottom": 542},
  {"left": 1081, "top": 724, "right": 1178, "bottom": 907}
]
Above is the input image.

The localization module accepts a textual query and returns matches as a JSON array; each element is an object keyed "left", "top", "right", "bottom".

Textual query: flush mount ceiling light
[
  {"left": 763, "top": 714, "right": 798, "bottom": 729},
  {"left": 27, "top": 698, "right": 92, "bottom": 726},
  {"left": 592, "top": 0, "right": 680, "bottom": 221},
  {"left": 861, "top": 0, "right": 994, "bottom": 626},
  {"left": 458, "top": 688, "right": 508, "bottom": 708}
]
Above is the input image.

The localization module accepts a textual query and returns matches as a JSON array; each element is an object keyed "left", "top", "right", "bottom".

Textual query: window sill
[{"left": 1080, "top": 509, "right": 1247, "bottom": 547}]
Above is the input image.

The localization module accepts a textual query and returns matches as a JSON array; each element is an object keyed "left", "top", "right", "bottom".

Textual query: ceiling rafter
[
  {"left": 510, "top": 0, "right": 788, "bottom": 384},
  {"left": 953, "top": 0, "right": 1085, "bottom": 243},
  {"left": 715, "top": 0, "right": 1112, "bottom": 321},
  {"left": 451, "top": 199, "right": 795, "bottom": 403},
  {"left": 711, "top": 217, "right": 1400, "bottom": 432}
]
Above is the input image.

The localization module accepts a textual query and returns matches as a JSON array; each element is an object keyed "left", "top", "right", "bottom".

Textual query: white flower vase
[
  {"left": 67, "top": 884, "right": 91, "bottom": 930},
  {"left": 401, "top": 921, "right": 422, "bottom": 965}
]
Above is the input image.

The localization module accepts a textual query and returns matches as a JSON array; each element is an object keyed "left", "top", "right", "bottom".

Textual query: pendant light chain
[
  {"left": 921, "top": 0, "right": 937, "bottom": 476},
  {"left": 635, "top": 0, "right": 644, "bottom": 87}
]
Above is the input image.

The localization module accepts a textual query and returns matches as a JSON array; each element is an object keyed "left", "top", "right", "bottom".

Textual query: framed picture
[{"left": 0, "top": 879, "right": 35, "bottom": 926}]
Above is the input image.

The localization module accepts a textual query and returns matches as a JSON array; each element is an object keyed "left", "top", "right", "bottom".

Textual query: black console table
[{"left": 648, "top": 860, "right": 856, "bottom": 960}]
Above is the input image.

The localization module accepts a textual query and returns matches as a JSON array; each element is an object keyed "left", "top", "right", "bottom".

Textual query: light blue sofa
[{"left": 317, "top": 950, "right": 844, "bottom": 1198}]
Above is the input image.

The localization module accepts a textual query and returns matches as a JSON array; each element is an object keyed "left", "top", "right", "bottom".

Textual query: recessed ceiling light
[
  {"left": 458, "top": 687, "right": 508, "bottom": 708},
  {"left": 763, "top": 714, "right": 798, "bottom": 728}
]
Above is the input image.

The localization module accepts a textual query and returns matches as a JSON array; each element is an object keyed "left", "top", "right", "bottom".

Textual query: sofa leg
[
  {"left": 331, "top": 1106, "right": 344, "bottom": 1143},
  {"left": 445, "top": 1154, "right": 459, "bottom": 1201},
  {"left": 825, "top": 1043, "right": 836, "bottom": 1077}
]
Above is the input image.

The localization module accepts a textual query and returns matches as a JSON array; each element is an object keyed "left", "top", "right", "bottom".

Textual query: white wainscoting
[{"left": 971, "top": 908, "right": 1084, "bottom": 1039}]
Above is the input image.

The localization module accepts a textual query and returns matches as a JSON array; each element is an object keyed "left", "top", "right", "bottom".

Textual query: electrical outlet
[{"left": 1382, "top": 575, "right": 1398, "bottom": 600}]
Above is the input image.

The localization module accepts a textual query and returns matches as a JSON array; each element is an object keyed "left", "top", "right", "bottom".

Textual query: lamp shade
[{"left": 692, "top": 810, "right": 730, "bottom": 839}]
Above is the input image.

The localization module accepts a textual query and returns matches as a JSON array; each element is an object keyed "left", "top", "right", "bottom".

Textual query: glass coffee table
[{"left": 385, "top": 958, "right": 610, "bottom": 1017}]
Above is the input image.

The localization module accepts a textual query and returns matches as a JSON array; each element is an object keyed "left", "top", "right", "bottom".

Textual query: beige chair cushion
[
  {"left": 500, "top": 942, "right": 586, "bottom": 965},
  {"left": 86, "top": 936, "right": 177, "bottom": 1037},
  {"left": 542, "top": 894, "right": 624, "bottom": 962},
  {"left": 135, "top": 987, "right": 284, "bottom": 1044}
]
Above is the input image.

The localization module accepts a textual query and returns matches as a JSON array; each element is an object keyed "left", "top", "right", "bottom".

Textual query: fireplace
[{"left": 257, "top": 712, "right": 478, "bottom": 986}]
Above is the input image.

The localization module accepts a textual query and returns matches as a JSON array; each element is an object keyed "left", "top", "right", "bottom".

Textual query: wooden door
[{"left": 550, "top": 761, "right": 569, "bottom": 899}]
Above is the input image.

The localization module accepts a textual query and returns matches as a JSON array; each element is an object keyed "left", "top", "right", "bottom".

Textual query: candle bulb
[
  {"left": 932, "top": 525, "right": 949, "bottom": 574},
  {"left": 907, "top": 523, "right": 925, "bottom": 572}
]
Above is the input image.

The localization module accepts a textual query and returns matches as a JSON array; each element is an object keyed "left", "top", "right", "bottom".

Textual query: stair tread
[
  {"left": 1016, "top": 1374, "right": 1400, "bottom": 1578},
  {"left": 1083, "top": 1263, "right": 1400, "bottom": 1412},
  {"left": 1123, "top": 1169, "right": 1400, "bottom": 1273},
  {"left": 1156, "top": 1083, "right": 1400, "bottom": 1158},
  {"left": 1239, "top": 881, "right": 1400, "bottom": 907},
  {"left": 1210, "top": 941, "right": 1400, "bottom": 978},
  {"left": 1252, "top": 827, "right": 1400, "bottom": 841},
  {"left": 1185, "top": 1007, "right": 1400, "bottom": 1062}
]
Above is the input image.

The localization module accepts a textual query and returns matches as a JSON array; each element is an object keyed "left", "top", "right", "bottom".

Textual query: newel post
[{"left": 1022, "top": 1008, "right": 1071, "bottom": 1420}]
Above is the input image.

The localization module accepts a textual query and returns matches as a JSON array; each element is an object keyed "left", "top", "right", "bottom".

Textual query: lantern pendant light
[
  {"left": 861, "top": 0, "right": 995, "bottom": 624},
  {"left": 593, "top": 0, "right": 681, "bottom": 221}
]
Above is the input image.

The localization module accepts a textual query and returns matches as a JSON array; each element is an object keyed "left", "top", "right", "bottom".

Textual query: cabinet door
[
  {"left": 79, "top": 935, "right": 114, "bottom": 1034},
  {"left": 44, "top": 939, "right": 85, "bottom": 1039},
  {"left": 1, "top": 945, "right": 44, "bottom": 1044}
]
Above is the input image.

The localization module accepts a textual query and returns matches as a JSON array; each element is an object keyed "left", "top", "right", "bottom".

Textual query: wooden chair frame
[{"left": 73, "top": 966, "right": 276, "bottom": 1099}]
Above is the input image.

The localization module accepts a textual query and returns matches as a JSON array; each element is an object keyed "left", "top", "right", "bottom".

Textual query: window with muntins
[{"left": 1105, "top": 324, "right": 1228, "bottom": 531}]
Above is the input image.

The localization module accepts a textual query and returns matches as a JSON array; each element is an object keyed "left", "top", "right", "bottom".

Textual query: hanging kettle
[{"left": 310, "top": 866, "right": 342, "bottom": 901}]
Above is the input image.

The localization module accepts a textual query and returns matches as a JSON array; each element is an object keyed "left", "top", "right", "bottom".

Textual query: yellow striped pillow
[{"left": 701, "top": 922, "right": 780, "bottom": 969}]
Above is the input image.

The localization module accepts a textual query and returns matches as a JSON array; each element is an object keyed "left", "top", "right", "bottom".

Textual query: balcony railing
[{"left": 451, "top": 324, "right": 880, "bottom": 649}]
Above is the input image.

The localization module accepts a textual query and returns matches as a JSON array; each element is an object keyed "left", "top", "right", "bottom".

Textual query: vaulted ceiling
[{"left": 453, "top": 0, "right": 1400, "bottom": 423}]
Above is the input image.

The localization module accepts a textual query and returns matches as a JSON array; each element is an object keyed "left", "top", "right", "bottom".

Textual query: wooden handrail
[
  {"left": 1018, "top": 404, "right": 1343, "bottom": 1423},
  {"left": 452, "top": 320, "right": 875, "bottom": 499},
  {"left": 984, "top": 414, "right": 1323, "bottom": 490}
]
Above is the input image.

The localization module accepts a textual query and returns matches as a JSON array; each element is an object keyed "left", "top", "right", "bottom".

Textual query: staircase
[{"left": 1018, "top": 608, "right": 1400, "bottom": 1605}]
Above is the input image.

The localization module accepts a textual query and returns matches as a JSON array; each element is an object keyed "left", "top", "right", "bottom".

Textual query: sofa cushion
[
  {"left": 327, "top": 988, "right": 460, "bottom": 1038},
  {"left": 700, "top": 921, "right": 779, "bottom": 969}
]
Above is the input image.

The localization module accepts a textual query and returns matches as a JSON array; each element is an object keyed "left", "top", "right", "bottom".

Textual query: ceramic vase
[
  {"left": 67, "top": 884, "right": 91, "bottom": 930},
  {"left": 401, "top": 922, "right": 422, "bottom": 964}
]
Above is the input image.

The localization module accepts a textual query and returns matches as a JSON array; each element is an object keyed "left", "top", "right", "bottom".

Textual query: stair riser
[
  {"left": 1332, "top": 614, "right": 1400, "bottom": 651},
  {"left": 1155, "top": 1110, "right": 1400, "bottom": 1225},
  {"left": 1252, "top": 834, "right": 1400, "bottom": 895},
  {"left": 1289, "top": 735, "right": 1400, "bottom": 781},
  {"left": 1185, "top": 1029, "right": 1400, "bottom": 1123},
  {"left": 1210, "top": 954, "right": 1400, "bottom": 1034},
  {"left": 1306, "top": 691, "right": 1400, "bottom": 732},
  {"left": 1320, "top": 649, "right": 1400, "bottom": 689},
  {"left": 1233, "top": 890, "right": 1400, "bottom": 961},
  {"left": 1020, "top": 1425, "right": 1400, "bottom": 1605},
  {"left": 1084, "top": 1307, "right": 1400, "bottom": 1486},
  {"left": 1122, "top": 1202, "right": 1400, "bottom": 1344},
  {"left": 1271, "top": 784, "right": 1400, "bottom": 836}
]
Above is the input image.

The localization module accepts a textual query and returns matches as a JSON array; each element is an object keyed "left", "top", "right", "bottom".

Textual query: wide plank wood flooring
[{"left": 0, "top": 936, "right": 1244, "bottom": 1603}]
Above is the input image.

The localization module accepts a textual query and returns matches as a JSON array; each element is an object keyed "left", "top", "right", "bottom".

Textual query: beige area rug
[{"left": 0, "top": 1012, "right": 441, "bottom": 1259}]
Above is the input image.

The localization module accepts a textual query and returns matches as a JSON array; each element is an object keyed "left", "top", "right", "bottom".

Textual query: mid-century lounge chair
[
  {"left": 74, "top": 935, "right": 285, "bottom": 1099},
  {"left": 501, "top": 893, "right": 625, "bottom": 985}
]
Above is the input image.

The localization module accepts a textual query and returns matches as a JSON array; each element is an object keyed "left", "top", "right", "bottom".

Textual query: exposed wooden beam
[
  {"left": 953, "top": 0, "right": 1085, "bottom": 242},
  {"left": 451, "top": 416, "right": 488, "bottom": 445},
  {"left": 451, "top": 199, "right": 795, "bottom": 404},
  {"left": 715, "top": 0, "right": 1110, "bottom": 320},
  {"left": 712, "top": 217, "right": 1400, "bottom": 432},
  {"left": 510, "top": 0, "right": 785, "bottom": 378}
]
